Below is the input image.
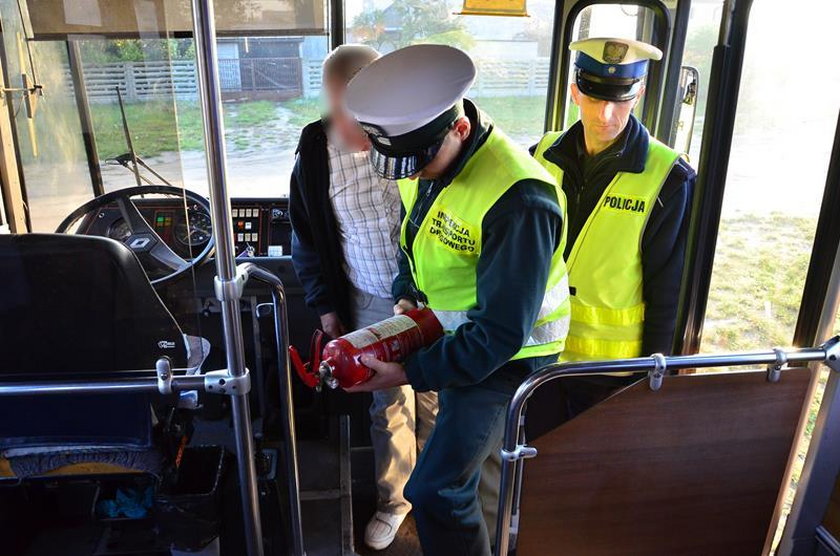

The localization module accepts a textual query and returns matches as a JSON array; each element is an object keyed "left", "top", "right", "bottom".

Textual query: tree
[
  {"left": 79, "top": 39, "right": 195, "bottom": 63},
  {"left": 351, "top": 0, "right": 473, "bottom": 51}
]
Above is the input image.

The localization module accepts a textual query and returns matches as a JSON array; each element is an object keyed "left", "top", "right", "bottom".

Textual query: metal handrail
[
  {"left": 241, "top": 263, "right": 306, "bottom": 556},
  {"left": 0, "top": 373, "right": 205, "bottom": 396},
  {"left": 493, "top": 336, "right": 840, "bottom": 556}
]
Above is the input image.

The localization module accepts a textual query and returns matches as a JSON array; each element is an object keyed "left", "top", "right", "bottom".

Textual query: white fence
[
  {"left": 67, "top": 60, "right": 198, "bottom": 102},
  {"left": 302, "top": 57, "right": 552, "bottom": 98},
  {"left": 69, "top": 56, "right": 552, "bottom": 102},
  {"left": 70, "top": 58, "right": 302, "bottom": 102}
]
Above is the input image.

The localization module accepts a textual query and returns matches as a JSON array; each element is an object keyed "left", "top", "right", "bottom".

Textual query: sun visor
[
  {"left": 457, "top": 0, "right": 528, "bottom": 17},
  {"left": 26, "top": 0, "right": 327, "bottom": 39}
]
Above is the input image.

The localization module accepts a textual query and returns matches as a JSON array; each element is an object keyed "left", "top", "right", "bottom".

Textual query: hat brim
[
  {"left": 369, "top": 140, "right": 443, "bottom": 180},
  {"left": 576, "top": 71, "right": 643, "bottom": 102}
]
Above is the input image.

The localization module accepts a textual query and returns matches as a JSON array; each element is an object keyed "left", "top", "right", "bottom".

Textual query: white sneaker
[{"left": 364, "top": 511, "right": 407, "bottom": 550}]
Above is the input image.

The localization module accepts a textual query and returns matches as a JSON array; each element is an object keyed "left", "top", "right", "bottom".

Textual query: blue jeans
[{"left": 404, "top": 369, "right": 523, "bottom": 556}]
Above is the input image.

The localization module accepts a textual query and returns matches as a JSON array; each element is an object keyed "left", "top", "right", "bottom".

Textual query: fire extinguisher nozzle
[{"left": 319, "top": 360, "right": 340, "bottom": 389}]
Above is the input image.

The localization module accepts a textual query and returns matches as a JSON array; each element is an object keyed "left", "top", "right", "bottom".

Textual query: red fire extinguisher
[{"left": 290, "top": 307, "right": 443, "bottom": 390}]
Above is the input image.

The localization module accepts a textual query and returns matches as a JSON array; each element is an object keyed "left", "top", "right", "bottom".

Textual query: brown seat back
[{"left": 516, "top": 368, "right": 813, "bottom": 556}]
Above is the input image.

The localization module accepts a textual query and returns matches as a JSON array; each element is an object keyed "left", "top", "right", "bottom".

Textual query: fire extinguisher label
[{"left": 342, "top": 315, "right": 417, "bottom": 349}]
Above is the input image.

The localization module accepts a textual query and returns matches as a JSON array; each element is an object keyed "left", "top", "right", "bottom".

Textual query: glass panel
[
  {"left": 28, "top": 0, "right": 327, "bottom": 37},
  {"left": 0, "top": 0, "right": 94, "bottom": 232},
  {"left": 216, "top": 35, "right": 328, "bottom": 197},
  {"left": 74, "top": 34, "right": 328, "bottom": 198},
  {"left": 344, "top": 0, "right": 559, "bottom": 147},
  {"left": 699, "top": 0, "right": 840, "bottom": 353},
  {"left": 680, "top": 0, "right": 723, "bottom": 163},
  {"left": 564, "top": 4, "right": 657, "bottom": 129},
  {"left": 73, "top": 37, "right": 192, "bottom": 193}
]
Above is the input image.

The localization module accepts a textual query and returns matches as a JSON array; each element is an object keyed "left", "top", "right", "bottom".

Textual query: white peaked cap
[
  {"left": 345, "top": 44, "right": 477, "bottom": 137},
  {"left": 570, "top": 37, "right": 663, "bottom": 64}
]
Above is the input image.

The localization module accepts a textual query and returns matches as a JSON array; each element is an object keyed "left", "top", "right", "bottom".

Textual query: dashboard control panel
[{"left": 81, "top": 197, "right": 292, "bottom": 259}]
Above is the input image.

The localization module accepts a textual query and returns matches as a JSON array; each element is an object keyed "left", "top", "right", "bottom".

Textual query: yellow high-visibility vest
[
  {"left": 533, "top": 131, "right": 680, "bottom": 362},
  {"left": 398, "top": 127, "right": 571, "bottom": 360}
]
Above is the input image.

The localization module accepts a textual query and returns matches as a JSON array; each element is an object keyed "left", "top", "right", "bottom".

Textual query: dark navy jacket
[
  {"left": 289, "top": 120, "right": 354, "bottom": 328},
  {"left": 394, "top": 100, "right": 563, "bottom": 392},
  {"left": 537, "top": 115, "right": 695, "bottom": 355}
]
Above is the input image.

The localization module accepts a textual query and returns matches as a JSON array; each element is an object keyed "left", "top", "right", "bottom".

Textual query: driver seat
[{"left": 0, "top": 234, "right": 209, "bottom": 477}]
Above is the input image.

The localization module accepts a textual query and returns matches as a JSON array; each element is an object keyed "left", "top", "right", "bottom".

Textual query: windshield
[
  {"left": 2, "top": 0, "right": 330, "bottom": 231},
  {"left": 4, "top": 0, "right": 567, "bottom": 231}
]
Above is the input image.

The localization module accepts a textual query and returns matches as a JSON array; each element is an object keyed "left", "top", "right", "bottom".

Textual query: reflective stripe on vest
[
  {"left": 398, "top": 127, "right": 571, "bottom": 360},
  {"left": 534, "top": 130, "right": 680, "bottom": 362},
  {"left": 431, "top": 274, "right": 571, "bottom": 347}
]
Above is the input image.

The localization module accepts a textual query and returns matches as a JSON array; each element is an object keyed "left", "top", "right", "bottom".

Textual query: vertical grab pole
[{"left": 189, "top": 2, "right": 265, "bottom": 556}]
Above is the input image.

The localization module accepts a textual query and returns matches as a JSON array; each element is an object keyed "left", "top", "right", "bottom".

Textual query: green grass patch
[
  {"left": 280, "top": 97, "right": 323, "bottom": 129},
  {"left": 228, "top": 100, "right": 278, "bottom": 127},
  {"left": 89, "top": 99, "right": 288, "bottom": 160},
  {"left": 89, "top": 101, "right": 204, "bottom": 159},
  {"left": 475, "top": 96, "right": 546, "bottom": 139},
  {"left": 701, "top": 213, "right": 835, "bottom": 353}
]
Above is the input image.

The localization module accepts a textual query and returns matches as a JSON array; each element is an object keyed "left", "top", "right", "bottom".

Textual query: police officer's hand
[
  {"left": 344, "top": 355, "right": 409, "bottom": 392},
  {"left": 393, "top": 299, "right": 417, "bottom": 315}
]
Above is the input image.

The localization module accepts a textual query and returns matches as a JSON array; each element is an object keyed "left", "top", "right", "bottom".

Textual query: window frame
[{"left": 544, "top": 0, "right": 674, "bottom": 137}]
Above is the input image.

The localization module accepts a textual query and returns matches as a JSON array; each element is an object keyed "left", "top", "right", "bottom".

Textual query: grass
[
  {"left": 89, "top": 99, "right": 290, "bottom": 160},
  {"left": 701, "top": 213, "right": 823, "bottom": 353},
  {"left": 279, "top": 97, "right": 323, "bottom": 128},
  {"left": 472, "top": 96, "right": 547, "bottom": 139}
]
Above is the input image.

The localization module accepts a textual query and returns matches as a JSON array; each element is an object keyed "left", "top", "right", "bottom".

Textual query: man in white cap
[
  {"left": 532, "top": 37, "right": 695, "bottom": 409},
  {"left": 343, "top": 44, "right": 571, "bottom": 555},
  {"left": 288, "top": 44, "right": 438, "bottom": 550}
]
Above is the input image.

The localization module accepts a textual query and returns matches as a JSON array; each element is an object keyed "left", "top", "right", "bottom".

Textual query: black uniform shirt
[{"left": 536, "top": 115, "right": 696, "bottom": 355}]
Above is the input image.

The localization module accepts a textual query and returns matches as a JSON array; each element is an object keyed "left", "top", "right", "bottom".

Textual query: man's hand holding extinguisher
[{"left": 344, "top": 298, "right": 417, "bottom": 393}]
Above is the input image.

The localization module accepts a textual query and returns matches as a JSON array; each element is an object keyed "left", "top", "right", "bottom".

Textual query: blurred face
[
  {"left": 571, "top": 83, "right": 642, "bottom": 154},
  {"left": 411, "top": 117, "right": 471, "bottom": 180},
  {"left": 325, "top": 77, "right": 370, "bottom": 152}
]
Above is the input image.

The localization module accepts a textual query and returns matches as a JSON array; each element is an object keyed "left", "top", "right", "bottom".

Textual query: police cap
[
  {"left": 345, "top": 44, "right": 476, "bottom": 180},
  {"left": 570, "top": 37, "right": 662, "bottom": 102}
]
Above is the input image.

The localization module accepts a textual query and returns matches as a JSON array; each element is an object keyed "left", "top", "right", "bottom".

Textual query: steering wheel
[{"left": 56, "top": 185, "right": 215, "bottom": 287}]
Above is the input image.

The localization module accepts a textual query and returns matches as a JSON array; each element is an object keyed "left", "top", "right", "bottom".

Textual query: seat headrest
[{"left": 0, "top": 234, "right": 188, "bottom": 378}]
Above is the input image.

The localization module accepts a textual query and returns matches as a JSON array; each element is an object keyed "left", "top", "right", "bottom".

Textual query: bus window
[
  {"left": 73, "top": 38, "right": 194, "bottom": 197},
  {"left": 344, "top": 0, "right": 558, "bottom": 147},
  {"left": 699, "top": 0, "right": 840, "bottom": 354},
  {"left": 680, "top": 0, "right": 723, "bottom": 163},
  {"left": 564, "top": 4, "right": 657, "bottom": 129},
  {"left": 183, "top": 34, "right": 329, "bottom": 198},
  {"left": 0, "top": 0, "right": 93, "bottom": 232},
  {"left": 75, "top": 34, "right": 328, "bottom": 199}
]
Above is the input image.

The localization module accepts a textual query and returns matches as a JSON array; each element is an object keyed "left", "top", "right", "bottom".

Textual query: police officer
[
  {"left": 533, "top": 37, "right": 696, "bottom": 410},
  {"left": 343, "top": 44, "right": 571, "bottom": 555}
]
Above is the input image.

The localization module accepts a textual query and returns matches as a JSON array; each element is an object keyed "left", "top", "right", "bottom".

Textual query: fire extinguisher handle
[{"left": 289, "top": 345, "right": 320, "bottom": 389}]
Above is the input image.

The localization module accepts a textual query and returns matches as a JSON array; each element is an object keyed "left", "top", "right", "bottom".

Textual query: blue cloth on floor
[{"left": 96, "top": 486, "right": 154, "bottom": 519}]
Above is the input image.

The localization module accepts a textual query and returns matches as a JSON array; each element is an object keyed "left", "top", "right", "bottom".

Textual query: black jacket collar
[{"left": 543, "top": 114, "right": 649, "bottom": 176}]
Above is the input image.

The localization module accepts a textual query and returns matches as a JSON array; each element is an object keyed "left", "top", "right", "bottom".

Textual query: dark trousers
[{"left": 404, "top": 370, "right": 523, "bottom": 556}]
